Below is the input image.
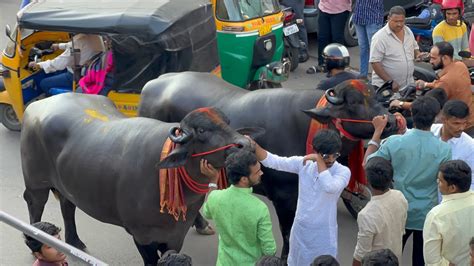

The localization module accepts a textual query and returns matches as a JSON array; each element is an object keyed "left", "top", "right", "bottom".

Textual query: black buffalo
[
  {"left": 138, "top": 72, "right": 403, "bottom": 258},
  {"left": 21, "top": 93, "right": 258, "bottom": 265}
]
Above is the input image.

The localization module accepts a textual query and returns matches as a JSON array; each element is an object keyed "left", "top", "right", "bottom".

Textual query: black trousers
[
  {"left": 317, "top": 10, "right": 349, "bottom": 65},
  {"left": 403, "top": 229, "right": 425, "bottom": 266}
]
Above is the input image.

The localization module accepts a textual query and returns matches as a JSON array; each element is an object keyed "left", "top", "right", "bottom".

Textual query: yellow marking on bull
[{"left": 84, "top": 109, "right": 109, "bottom": 122}]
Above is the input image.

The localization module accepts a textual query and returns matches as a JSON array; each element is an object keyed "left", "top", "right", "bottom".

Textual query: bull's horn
[
  {"left": 325, "top": 88, "right": 344, "bottom": 105},
  {"left": 169, "top": 127, "right": 193, "bottom": 144}
]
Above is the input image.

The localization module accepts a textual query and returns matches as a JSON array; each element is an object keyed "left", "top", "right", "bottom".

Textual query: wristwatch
[{"left": 398, "top": 101, "right": 405, "bottom": 108}]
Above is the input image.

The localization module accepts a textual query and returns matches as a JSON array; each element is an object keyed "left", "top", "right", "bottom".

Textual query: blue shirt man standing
[{"left": 365, "top": 96, "right": 452, "bottom": 266}]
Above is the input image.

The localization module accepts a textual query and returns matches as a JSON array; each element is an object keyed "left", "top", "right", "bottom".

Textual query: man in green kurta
[{"left": 201, "top": 150, "right": 276, "bottom": 266}]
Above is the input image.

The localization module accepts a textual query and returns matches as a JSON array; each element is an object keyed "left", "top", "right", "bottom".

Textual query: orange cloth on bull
[
  {"left": 159, "top": 138, "right": 228, "bottom": 221},
  {"left": 306, "top": 97, "right": 367, "bottom": 191}
]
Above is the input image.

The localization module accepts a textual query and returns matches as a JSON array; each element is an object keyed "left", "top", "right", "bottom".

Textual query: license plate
[{"left": 283, "top": 24, "right": 299, "bottom": 36}]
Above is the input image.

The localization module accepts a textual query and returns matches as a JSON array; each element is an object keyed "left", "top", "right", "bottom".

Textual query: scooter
[
  {"left": 406, "top": 1, "right": 444, "bottom": 52},
  {"left": 282, "top": 6, "right": 301, "bottom": 72}
]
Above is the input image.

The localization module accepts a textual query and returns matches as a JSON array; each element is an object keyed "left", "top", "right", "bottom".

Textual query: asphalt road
[{"left": 0, "top": 1, "right": 414, "bottom": 265}]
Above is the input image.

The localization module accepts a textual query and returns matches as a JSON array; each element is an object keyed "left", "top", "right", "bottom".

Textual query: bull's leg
[
  {"left": 272, "top": 198, "right": 297, "bottom": 261},
  {"left": 133, "top": 239, "right": 160, "bottom": 266},
  {"left": 193, "top": 212, "right": 215, "bottom": 235},
  {"left": 58, "top": 194, "right": 86, "bottom": 250},
  {"left": 23, "top": 188, "right": 50, "bottom": 224}
]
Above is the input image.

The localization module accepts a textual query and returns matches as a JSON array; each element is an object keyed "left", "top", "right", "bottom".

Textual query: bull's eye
[{"left": 198, "top": 128, "right": 205, "bottom": 134}]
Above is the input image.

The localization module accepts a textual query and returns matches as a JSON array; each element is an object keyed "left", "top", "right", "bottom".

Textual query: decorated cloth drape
[{"left": 159, "top": 138, "right": 228, "bottom": 221}]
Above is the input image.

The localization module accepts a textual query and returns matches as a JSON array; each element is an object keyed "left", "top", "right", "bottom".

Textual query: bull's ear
[
  {"left": 236, "top": 127, "right": 266, "bottom": 139},
  {"left": 156, "top": 147, "right": 188, "bottom": 169},
  {"left": 302, "top": 108, "right": 332, "bottom": 124}
]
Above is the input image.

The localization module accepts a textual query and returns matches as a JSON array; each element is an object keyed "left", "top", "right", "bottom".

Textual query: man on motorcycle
[
  {"left": 432, "top": 0, "right": 469, "bottom": 61},
  {"left": 316, "top": 43, "right": 356, "bottom": 90},
  {"left": 415, "top": 41, "right": 474, "bottom": 135}
]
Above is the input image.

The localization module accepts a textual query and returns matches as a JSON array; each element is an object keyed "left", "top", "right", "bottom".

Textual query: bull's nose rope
[
  {"left": 191, "top": 143, "right": 240, "bottom": 157},
  {"left": 159, "top": 138, "right": 229, "bottom": 221}
]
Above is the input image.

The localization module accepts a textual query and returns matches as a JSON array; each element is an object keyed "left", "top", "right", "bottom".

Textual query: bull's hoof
[
  {"left": 195, "top": 225, "right": 215, "bottom": 235},
  {"left": 68, "top": 239, "right": 87, "bottom": 250}
]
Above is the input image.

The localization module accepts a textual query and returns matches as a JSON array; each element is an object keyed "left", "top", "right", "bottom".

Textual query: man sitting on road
[
  {"left": 433, "top": 0, "right": 469, "bottom": 61},
  {"left": 415, "top": 41, "right": 474, "bottom": 135},
  {"left": 370, "top": 6, "right": 425, "bottom": 91},
  {"left": 316, "top": 43, "right": 356, "bottom": 91}
]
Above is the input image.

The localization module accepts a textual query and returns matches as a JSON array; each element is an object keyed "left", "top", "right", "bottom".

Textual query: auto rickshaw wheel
[
  {"left": 0, "top": 104, "right": 21, "bottom": 131},
  {"left": 341, "top": 184, "right": 372, "bottom": 219}
]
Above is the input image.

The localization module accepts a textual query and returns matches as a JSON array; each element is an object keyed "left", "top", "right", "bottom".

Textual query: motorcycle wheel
[
  {"left": 341, "top": 184, "right": 372, "bottom": 219},
  {"left": 284, "top": 46, "right": 299, "bottom": 72},
  {"left": 0, "top": 104, "right": 21, "bottom": 131}
]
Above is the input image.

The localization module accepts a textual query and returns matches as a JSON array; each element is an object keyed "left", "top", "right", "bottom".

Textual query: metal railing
[{"left": 0, "top": 210, "right": 108, "bottom": 266}]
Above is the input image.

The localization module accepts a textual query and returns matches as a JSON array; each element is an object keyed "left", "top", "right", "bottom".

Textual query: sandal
[
  {"left": 195, "top": 225, "right": 215, "bottom": 235},
  {"left": 306, "top": 65, "right": 325, "bottom": 74}
]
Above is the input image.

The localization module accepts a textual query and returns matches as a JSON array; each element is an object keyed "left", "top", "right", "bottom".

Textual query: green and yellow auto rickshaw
[
  {"left": 0, "top": 0, "right": 219, "bottom": 131},
  {"left": 212, "top": 0, "right": 290, "bottom": 89}
]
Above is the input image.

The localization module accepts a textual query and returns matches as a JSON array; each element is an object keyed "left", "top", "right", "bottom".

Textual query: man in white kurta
[{"left": 251, "top": 129, "right": 351, "bottom": 266}]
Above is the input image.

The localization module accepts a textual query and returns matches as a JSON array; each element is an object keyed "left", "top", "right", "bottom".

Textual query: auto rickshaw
[
  {"left": 0, "top": 0, "right": 219, "bottom": 131},
  {"left": 211, "top": 0, "right": 290, "bottom": 89}
]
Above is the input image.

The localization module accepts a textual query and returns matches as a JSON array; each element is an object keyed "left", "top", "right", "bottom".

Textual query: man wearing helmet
[
  {"left": 316, "top": 43, "right": 356, "bottom": 90},
  {"left": 432, "top": 0, "right": 469, "bottom": 61}
]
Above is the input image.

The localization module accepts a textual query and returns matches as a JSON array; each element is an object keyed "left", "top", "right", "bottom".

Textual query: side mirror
[{"left": 5, "top": 25, "right": 15, "bottom": 43}]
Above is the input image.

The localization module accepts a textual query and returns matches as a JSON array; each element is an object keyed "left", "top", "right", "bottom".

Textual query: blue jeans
[
  {"left": 39, "top": 71, "right": 73, "bottom": 95},
  {"left": 355, "top": 23, "right": 382, "bottom": 78}
]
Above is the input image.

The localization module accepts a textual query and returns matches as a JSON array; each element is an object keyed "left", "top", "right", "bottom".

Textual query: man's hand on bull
[
  {"left": 244, "top": 135, "right": 268, "bottom": 161},
  {"left": 371, "top": 115, "right": 389, "bottom": 139},
  {"left": 200, "top": 159, "right": 219, "bottom": 184}
]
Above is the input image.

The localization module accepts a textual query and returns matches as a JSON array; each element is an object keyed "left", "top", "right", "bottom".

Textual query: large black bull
[
  {"left": 21, "top": 93, "right": 257, "bottom": 265},
  {"left": 138, "top": 72, "right": 403, "bottom": 258}
]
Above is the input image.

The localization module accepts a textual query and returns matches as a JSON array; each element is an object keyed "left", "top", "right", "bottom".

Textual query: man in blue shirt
[{"left": 364, "top": 97, "right": 452, "bottom": 266}]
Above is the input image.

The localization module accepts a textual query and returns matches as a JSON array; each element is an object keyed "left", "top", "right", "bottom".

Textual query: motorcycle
[
  {"left": 282, "top": 6, "right": 301, "bottom": 72},
  {"left": 406, "top": 1, "right": 444, "bottom": 52}
]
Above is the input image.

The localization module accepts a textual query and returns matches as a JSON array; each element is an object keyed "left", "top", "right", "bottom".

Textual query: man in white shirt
[
  {"left": 431, "top": 100, "right": 474, "bottom": 190},
  {"left": 352, "top": 157, "right": 408, "bottom": 265},
  {"left": 28, "top": 34, "right": 104, "bottom": 95},
  {"left": 250, "top": 129, "right": 351, "bottom": 266},
  {"left": 370, "top": 6, "right": 424, "bottom": 91},
  {"left": 423, "top": 160, "right": 474, "bottom": 265}
]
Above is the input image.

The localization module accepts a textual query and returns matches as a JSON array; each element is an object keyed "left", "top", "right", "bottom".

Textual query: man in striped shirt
[{"left": 353, "top": 0, "right": 384, "bottom": 79}]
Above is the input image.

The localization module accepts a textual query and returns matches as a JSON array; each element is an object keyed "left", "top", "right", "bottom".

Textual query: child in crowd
[{"left": 23, "top": 222, "right": 68, "bottom": 266}]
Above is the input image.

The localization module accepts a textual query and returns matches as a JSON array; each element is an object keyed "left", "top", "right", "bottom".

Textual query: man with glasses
[{"left": 249, "top": 129, "right": 350, "bottom": 266}]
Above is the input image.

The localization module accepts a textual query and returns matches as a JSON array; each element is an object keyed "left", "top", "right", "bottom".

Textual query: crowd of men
[{"left": 20, "top": 1, "right": 474, "bottom": 266}]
